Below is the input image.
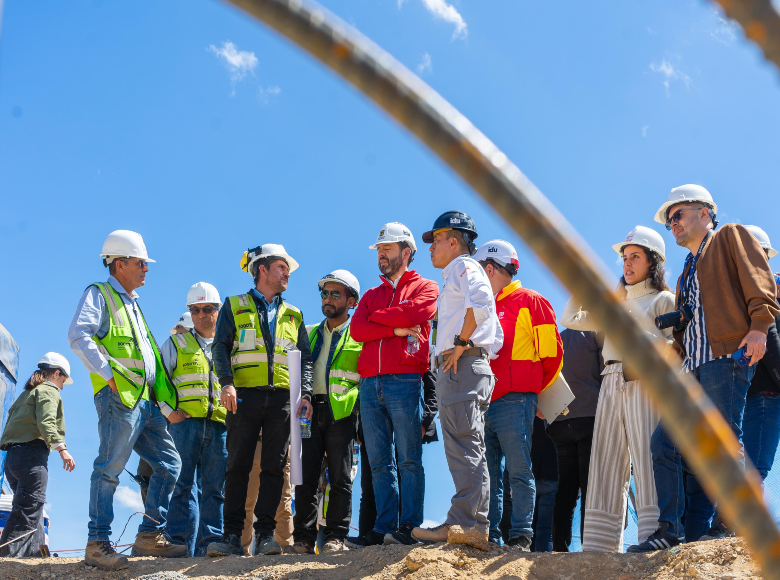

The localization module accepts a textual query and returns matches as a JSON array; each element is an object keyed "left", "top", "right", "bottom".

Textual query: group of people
[{"left": 0, "top": 186, "right": 778, "bottom": 569}]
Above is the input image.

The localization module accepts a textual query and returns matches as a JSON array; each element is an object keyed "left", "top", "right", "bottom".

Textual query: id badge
[{"left": 239, "top": 329, "right": 256, "bottom": 351}]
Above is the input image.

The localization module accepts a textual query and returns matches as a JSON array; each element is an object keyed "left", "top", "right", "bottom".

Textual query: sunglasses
[
  {"left": 665, "top": 207, "right": 703, "bottom": 230},
  {"left": 320, "top": 290, "right": 342, "bottom": 300},
  {"left": 189, "top": 305, "right": 219, "bottom": 315}
]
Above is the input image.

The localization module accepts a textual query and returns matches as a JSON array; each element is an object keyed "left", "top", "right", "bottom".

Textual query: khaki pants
[{"left": 241, "top": 440, "right": 294, "bottom": 554}]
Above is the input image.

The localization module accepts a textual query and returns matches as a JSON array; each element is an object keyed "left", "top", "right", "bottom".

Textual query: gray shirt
[{"left": 559, "top": 328, "right": 604, "bottom": 420}]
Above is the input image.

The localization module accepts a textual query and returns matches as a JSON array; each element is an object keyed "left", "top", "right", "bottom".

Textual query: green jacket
[
  {"left": 0, "top": 381, "right": 65, "bottom": 450},
  {"left": 308, "top": 320, "right": 362, "bottom": 421}
]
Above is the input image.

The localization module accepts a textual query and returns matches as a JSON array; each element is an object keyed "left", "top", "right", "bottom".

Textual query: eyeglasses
[
  {"left": 189, "top": 306, "right": 219, "bottom": 315},
  {"left": 665, "top": 207, "right": 703, "bottom": 230},
  {"left": 320, "top": 290, "right": 342, "bottom": 300},
  {"left": 117, "top": 258, "right": 148, "bottom": 268}
]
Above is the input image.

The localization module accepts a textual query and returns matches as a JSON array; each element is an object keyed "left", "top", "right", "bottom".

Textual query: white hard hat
[
  {"left": 369, "top": 222, "right": 417, "bottom": 253},
  {"left": 473, "top": 240, "right": 520, "bottom": 275},
  {"left": 37, "top": 352, "right": 73, "bottom": 385},
  {"left": 170, "top": 311, "right": 194, "bottom": 334},
  {"left": 745, "top": 226, "right": 778, "bottom": 259},
  {"left": 318, "top": 269, "right": 361, "bottom": 301},
  {"left": 100, "top": 230, "right": 155, "bottom": 265},
  {"left": 186, "top": 282, "right": 222, "bottom": 307},
  {"left": 240, "top": 244, "right": 299, "bottom": 277},
  {"left": 654, "top": 184, "right": 718, "bottom": 227},
  {"left": 612, "top": 226, "right": 667, "bottom": 263}
]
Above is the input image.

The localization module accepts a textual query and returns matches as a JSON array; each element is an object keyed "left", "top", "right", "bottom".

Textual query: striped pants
[{"left": 582, "top": 369, "right": 661, "bottom": 552}]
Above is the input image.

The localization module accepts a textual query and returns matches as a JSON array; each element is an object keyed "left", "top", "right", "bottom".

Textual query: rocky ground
[{"left": 0, "top": 537, "right": 763, "bottom": 580}]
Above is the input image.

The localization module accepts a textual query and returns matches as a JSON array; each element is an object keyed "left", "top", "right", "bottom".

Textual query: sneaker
[
  {"left": 506, "top": 536, "right": 532, "bottom": 552},
  {"left": 321, "top": 538, "right": 346, "bottom": 553},
  {"left": 384, "top": 524, "right": 419, "bottom": 546},
  {"left": 84, "top": 541, "right": 129, "bottom": 571},
  {"left": 447, "top": 525, "right": 491, "bottom": 551},
  {"left": 283, "top": 540, "right": 314, "bottom": 555},
  {"left": 698, "top": 516, "right": 734, "bottom": 542},
  {"left": 344, "top": 530, "right": 386, "bottom": 549},
  {"left": 626, "top": 522, "right": 682, "bottom": 553},
  {"left": 254, "top": 533, "right": 282, "bottom": 555},
  {"left": 131, "top": 532, "right": 188, "bottom": 557},
  {"left": 207, "top": 534, "right": 244, "bottom": 557},
  {"left": 412, "top": 523, "right": 450, "bottom": 544}
]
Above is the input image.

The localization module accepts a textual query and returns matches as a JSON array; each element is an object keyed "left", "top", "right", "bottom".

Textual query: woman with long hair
[
  {"left": 561, "top": 226, "right": 675, "bottom": 552},
  {"left": 0, "top": 353, "right": 75, "bottom": 557}
]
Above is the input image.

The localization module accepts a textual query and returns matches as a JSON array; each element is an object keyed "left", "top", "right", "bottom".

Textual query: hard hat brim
[
  {"left": 654, "top": 200, "right": 718, "bottom": 225},
  {"left": 611, "top": 241, "right": 666, "bottom": 263},
  {"left": 246, "top": 253, "right": 299, "bottom": 275},
  {"left": 421, "top": 231, "right": 434, "bottom": 244},
  {"left": 768, "top": 248, "right": 779, "bottom": 259},
  {"left": 101, "top": 255, "right": 156, "bottom": 263}
]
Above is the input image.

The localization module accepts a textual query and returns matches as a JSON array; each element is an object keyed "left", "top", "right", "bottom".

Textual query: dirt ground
[{"left": 0, "top": 537, "right": 763, "bottom": 580}]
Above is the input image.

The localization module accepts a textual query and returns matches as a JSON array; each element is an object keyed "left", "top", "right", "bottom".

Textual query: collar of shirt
[
  {"left": 496, "top": 280, "right": 523, "bottom": 301},
  {"left": 108, "top": 275, "right": 139, "bottom": 300},
  {"left": 41, "top": 380, "right": 62, "bottom": 391},
  {"left": 250, "top": 289, "right": 279, "bottom": 310},
  {"left": 441, "top": 254, "right": 471, "bottom": 280},
  {"left": 322, "top": 318, "right": 349, "bottom": 336}
]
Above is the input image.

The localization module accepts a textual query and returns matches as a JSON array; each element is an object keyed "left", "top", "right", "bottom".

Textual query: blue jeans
[
  {"left": 166, "top": 418, "right": 228, "bottom": 556},
  {"left": 532, "top": 479, "right": 558, "bottom": 552},
  {"left": 89, "top": 388, "right": 181, "bottom": 542},
  {"left": 485, "top": 391, "right": 537, "bottom": 542},
  {"left": 360, "top": 374, "right": 424, "bottom": 533},
  {"left": 743, "top": 392, "right": 780, "bottom": 481},
  {"left": 651, "top": 357, "right": 753, "bottom": 539}
]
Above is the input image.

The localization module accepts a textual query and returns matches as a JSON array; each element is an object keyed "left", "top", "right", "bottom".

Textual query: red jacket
[
  {"left": 351, "top": 270, "right": 439, "bottom": 378},
  {"left": 490, "top": 281, "right": 563, "bottom": 401}
]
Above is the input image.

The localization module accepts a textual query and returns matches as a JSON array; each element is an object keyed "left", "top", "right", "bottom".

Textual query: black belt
[
  {"left": 312, "top": 394, "right": 328, "bottom": 404},
  {"left": 436, "top": 347, "right": 487, "bottom": 366}
]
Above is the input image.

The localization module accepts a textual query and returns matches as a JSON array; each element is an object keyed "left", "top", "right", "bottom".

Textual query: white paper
[
  {"left": 538, "top": 373, "right": 576, "bottom": 423},
  {"left": 288, "top": 348, "right": 303, "bottom": 486}
]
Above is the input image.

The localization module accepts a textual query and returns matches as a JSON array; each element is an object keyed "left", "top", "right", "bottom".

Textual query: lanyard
[{"left": 681, "top": 231, "right": 711, "bottom": 305}]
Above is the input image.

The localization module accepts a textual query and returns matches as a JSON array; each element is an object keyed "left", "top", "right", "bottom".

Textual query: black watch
[{"left": 454, "top": 335, "right": 473, "bottom": 348}]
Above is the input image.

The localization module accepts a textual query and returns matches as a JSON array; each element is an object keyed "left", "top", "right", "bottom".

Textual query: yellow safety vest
[{"left": 169, "top": 331, "right": 226, "bottom": 423}]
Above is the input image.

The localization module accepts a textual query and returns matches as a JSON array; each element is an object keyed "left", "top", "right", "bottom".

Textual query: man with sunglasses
[
  {"left": 285, "top": 270, "right": 363, "bottom": 554},
  {"left": 628, "top": 185, "right": 778, "bottom": 553},
  {"left": 158, "top": 282, "right": 228, "bottom": 557},
  {"left": 68, "top": 230, "right": 184, "bottom": 569}
]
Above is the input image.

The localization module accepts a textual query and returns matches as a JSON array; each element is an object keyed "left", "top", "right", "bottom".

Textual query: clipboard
[{"left": 538, "top": 373, "right": 575, "bottom": 423}]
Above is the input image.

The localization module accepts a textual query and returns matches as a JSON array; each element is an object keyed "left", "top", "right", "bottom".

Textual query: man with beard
[
  {"left": 285, "top": 270, "right": 363, "bottom": 554},
  {"left": 346, "top": 223, "right": 439, "bottom": 548}
]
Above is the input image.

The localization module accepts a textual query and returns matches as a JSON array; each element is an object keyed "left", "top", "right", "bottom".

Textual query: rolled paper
[{"left": 288, "top": 348, "right": 303, "bottom": 486}]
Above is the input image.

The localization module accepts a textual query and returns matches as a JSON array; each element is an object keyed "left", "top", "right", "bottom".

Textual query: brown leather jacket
[{"left": 673, "top": 224, "right": 779, "bottom": 358}]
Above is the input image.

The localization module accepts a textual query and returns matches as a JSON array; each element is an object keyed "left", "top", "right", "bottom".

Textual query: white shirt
[{"left": 436, "top": 254, "right": 503, "bottom": 355}]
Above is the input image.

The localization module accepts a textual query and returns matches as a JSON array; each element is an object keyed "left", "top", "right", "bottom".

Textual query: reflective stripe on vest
[
  {"left": 308, "top": 322, "right": 362, "bottom": 421},
  {"left": 170, "top": 331, "right": 225, "bottom": 423}
]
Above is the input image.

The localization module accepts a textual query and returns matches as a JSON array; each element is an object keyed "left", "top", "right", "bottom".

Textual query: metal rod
[
  {"left": 220, "top": 0, "right": 780, "bottom": 575},
  {"left": 711, "top": 0, "right": 780, "bottom": 72}
]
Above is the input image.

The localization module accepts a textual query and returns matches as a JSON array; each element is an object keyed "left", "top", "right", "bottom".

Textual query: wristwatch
[{"left": 453, "top": 335, "right": 474, "bottom": 348}]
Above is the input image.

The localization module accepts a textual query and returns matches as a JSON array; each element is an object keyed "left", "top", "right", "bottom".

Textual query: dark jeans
[
  {"left": 743, "top": 392, "right": 780, "bottom": 481},
  {"left": 0, "top": 440, "right": 49, "bottom": 557},
  {"left": 294, "top": 400, "right": 357, "bottom": 544},
  {"left": 531, "top": 479, "right": 558, "bottom": 552},
  {"left": 358, "top": 420, "right": 378, "bottom": 536},
  {"left": 547, "top": 417, "right": 594, "bottom": 552},
  {"left": 223, "top": 388, "right": 291, "bottom": 537}
]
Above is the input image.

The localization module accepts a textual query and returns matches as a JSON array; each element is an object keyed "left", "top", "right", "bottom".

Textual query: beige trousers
[{"left": 241, "top": 440, "right": 294, "bottom": 554}]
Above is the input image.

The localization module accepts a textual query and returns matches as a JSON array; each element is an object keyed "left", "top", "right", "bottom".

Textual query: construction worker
[
  {"left": 413, "top": 211, "right": 502, "bottom": 551},
  {"left": 207, "top": 244, "right": 313, "bottom": 557},
  {"left": 171, "top": 311, "right": 194, "bottom": 335},
  {"left": 346, "top": 223, "right": 438, "bottom": 548},
  {"left": 68, "top": 230, "right": 185, "bottom": 570},
  {"left": 474, "top": 239, "right": 564, "bottom": 550},
  {"left": 161, "top": 282, "right": 228, "bottom": 557},
  {"left": 286, "top": 270, "right": 363, "bottom": 554}
]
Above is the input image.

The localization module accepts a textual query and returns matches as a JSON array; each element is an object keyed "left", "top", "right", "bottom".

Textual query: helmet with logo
[
  {"left": 100, "top": 230, "right": 156, "bottom": 266},
  {"left": 421, "top": 210, "right": 478, "bottom": 255},
  {"left": 186, "top": 282, "right": 222, "bottom": 307},
  {"left": 473, "top": 240, "right": 519, "bottom": 276},
  {"left": 369, "top": 222, "right": 417, "bottom": 264},
  {"left": 654, "top": 184, "right": 719, "bottom": 230},
  {"left": 611, "top": 225, "right": 667, "bottom": 263},
  {"left": 240, "top": 244, "right": 299, "bottom": 278},
  {"left": 318, "top": 269, "right": 361, "bottom": 301},
  {"left": 745, "top": 225, "right": 778, "bottom": 259},
  {"left": 37, "top": 352, "right": 73, "bottom": 385},
  {"left": 170, "top": 311, "right": 194, "bottom": 334}
]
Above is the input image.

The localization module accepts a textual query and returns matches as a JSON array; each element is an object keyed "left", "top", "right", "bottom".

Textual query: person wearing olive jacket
[{"left": 0, "top": 353, "right": 76, "bottom": 557}]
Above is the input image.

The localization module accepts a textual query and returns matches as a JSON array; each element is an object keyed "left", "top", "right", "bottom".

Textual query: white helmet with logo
[
  {"left": 100, "top": 230, "right": 156, "bottom": 266},
  {"left": 240, "top": 244, "right": 299, "bottom": 278},
  {"left": 37, "top": 352, "right": 73, "bottom": 385},
  {"left": 369, "top": 222, "right": 417, "bottom": 252},
  {"left": 170, "top": 311, "right": 194, "bottom": 334},
  {"left": 612, "top": 225, "right": 667, "bottom": 263},
  {"left": 745, "top": 225, "right": 778, "bottom": 259},
  {"left": 654, "top": 184, "right": 718, "bottom": 228},
  {"left": 186, "top": 282, "right": 222, "bottom": 307},
  {"left": 318, "top": 269, "right": 361, "bottom": 301},
  {"left": 473, "top": 240, "right": 520, "bottom": 275}
]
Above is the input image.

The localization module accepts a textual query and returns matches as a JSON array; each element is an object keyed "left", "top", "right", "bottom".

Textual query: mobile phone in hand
[{"left": 733, "top": 346, "right": 750, "bottom": 367}]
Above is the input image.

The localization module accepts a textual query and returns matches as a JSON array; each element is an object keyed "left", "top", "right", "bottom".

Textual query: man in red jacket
[
  {"left": 344, "top": 222, "right": 439, "bottom": 548},
  {"left": 474, "top": 240, "right": 563, "bottom": 551}
]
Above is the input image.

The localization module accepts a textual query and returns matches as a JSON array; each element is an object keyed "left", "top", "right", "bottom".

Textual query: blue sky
[{"left": 1, "top": 0, "right": 779, "bottom": 551}]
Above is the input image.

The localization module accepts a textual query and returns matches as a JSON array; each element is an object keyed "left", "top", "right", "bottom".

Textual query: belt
[
  {"left": 312, "top": 394, "right": 328, "bottom": 404},
  {"left": 436, "top": 347, "right": 487, "bottom": 366}
]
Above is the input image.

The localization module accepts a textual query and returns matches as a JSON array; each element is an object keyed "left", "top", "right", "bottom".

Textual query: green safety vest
[
  {"left": 308, "top": 321, "right": 362, "bottom": 421},
  {"left": 89, "top": 282, "right": 178, "bottom": 411},
  {"left": 229, "top": 293, "right": 303, "bottom": 389},
  {"left": 169, "top": 331, "right": 226, "bottom": 424}
]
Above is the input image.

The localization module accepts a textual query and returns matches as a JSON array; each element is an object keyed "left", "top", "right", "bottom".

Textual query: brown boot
[
  {"left": 447, "top": 525, "right": 491, "bottom": 551},
  {"left": 131, "top": 532, "right": 188, "bottom": 557},
  {"left": 84, "top": 541, "right": 129, "bottom": 570},
  {"left": 412, "top": 523, "right": 450, "bottom": 544}
]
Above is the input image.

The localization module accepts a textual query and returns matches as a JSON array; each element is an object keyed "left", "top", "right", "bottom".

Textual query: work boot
[
  {"left": 698, "top": 516, "right": 735, "bottom": 542},
  {"left": 131, "top": 531, "right": 188, "bottom": 557},
  {"left": 506, "top": 535, "right": 532, "bottom": 552},
  {"left": 384, "top": 524, "right": 418, "bottom": 546},
  {"left": 84, "top": 541, "right": 129, "bottom": 571},
  {"left": 321, "top": 538, "right": 345, "bottom": 553},
  {"left": 626, "top": 522, "right": 682, "bottom": 553},
  {"left": 254, "top": 533, "right": 282, "bottom": 556},
  {"left": 412, "top": 523, "right": 450, "bottom": 544},
  {"left": 207, "top": 533, "right": 244, "bottom": 557},
  {"left": 344, "top": 530, "right": 385, "bottom": 549},
  {"left": 283, "top": 541, "right": 314, "bottom": 555},
  {"left": 447, "top": 525, "right": 491, "bottom": 551}
]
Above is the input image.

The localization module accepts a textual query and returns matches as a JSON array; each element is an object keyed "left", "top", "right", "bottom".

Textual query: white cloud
[
  {"left": 650, "top": 59, "right": 691, "bottom": 96},
  {"left": 417, "top": 52, "right": 433, "bottom": 74},
  {"left": 646, "top": 26, "right": 657, "bottom": 35},
  {"left": 208, "top": 41, "right": 259, "bottom": 95},
  {"left": 115, "top": 485, "right": 145, "bottom": 512},
  {"left": 399, "top": 0, "right": 468, "bottom": 40},
  {"left": 711, "top": 16, "right": 737, "bottom": 46},
  {"left": 258, "top": 85, "right": 281, "bottom": 104},
  {"left": 641, "top": 125, "right": 649, "bottom": 138}
]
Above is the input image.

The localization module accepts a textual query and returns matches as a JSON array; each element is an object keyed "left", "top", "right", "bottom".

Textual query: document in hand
[{"left": 538, "top": 373, "right": 575, "bottom": 422}]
